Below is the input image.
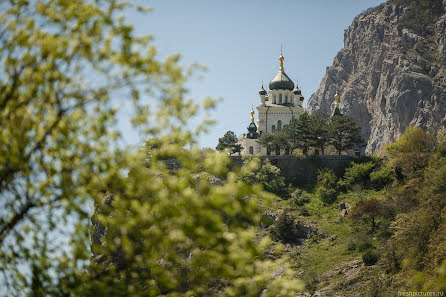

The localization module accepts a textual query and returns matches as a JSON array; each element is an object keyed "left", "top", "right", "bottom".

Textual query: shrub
[
  {"left": 241, "top": 156, "right": 287, "bottom": 197},
  {"left": 350, "top": 198, "right": 383, "bottom": 231},
  {"left": 347, "top": 239, "right": 357, "bottom": 251},
  {"left": 340, "top": 161, "right": 375, "bottom": 189},
  {"left": 362, "top": 250, "right": 379, "bottom": 266},
  {"left": 357, "top": 241, "right": 373, "bottom": 252},
  {"left": 271, "top": 211, "right": 313, "bottom": 245},
  {"left": 370, "top": 168, "right": 395, "bottom": 189},
  {"left": 315, "top": 168, "right": 338, "bottom": 204},
  {"left": 292, "top": 188, "right": 311, "bottom": 206},
  {"left": 385, "top": 126, "right": 435, "bottom": 179},
  {"left": 317, "top": 187, "right": 337, "bottom": 204},
  {"left": 271, "top": 211, "right": 300, "bottom": 244}
]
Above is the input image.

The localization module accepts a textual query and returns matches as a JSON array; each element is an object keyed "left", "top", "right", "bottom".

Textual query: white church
[
  {"left": 237, "top": 52, "right": 344, "bottom": 156},
  {"left": 237, "top": 52, "right": 304, "bottom": 156}
]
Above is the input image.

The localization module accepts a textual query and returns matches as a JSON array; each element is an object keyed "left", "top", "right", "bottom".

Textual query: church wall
[
  {"left": 238, "top": 138, "right": 261, "bottom": 156},
  {"left": 257, "top": 106, "right": 301, "bottom": 134}
]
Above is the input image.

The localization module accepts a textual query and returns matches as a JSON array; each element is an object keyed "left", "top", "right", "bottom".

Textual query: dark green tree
[
  {"left": 240, "top": 156, "right": 287, "bottom": 196},
  {"left": 308, "top": 113, "right": 330, "bottom": 155},
  {"left": 216, "top": 130, "right": 241, "bottom": 155},
  {"left": 328, "top": 115, "right": 363, "bottom": 155},
  {"left": 258, "top": 133, "right": 275, "bottom": 154},
  {"left": 284, "top": 112, "right": 313, "bottom": 154}
]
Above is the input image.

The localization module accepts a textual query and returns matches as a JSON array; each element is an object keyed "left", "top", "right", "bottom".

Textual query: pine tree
[{"left": 328, "top": 115, "right": 363, "bottom": 155}]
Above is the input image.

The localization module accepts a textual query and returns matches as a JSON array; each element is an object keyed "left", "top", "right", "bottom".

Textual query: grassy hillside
[{"left": 251, "top": 126, "right": 446, "bottom": 296}]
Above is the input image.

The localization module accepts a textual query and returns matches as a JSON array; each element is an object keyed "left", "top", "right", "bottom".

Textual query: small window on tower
[
  {"left": 272, "top": 125, "right": 276, "bottom": 132},
  {"left": 249, "top": 146, "right": 254, "bottom": 155},
  {"left": 273, "top": 95, "right": 276, "bottom": 104},
  {"left": 285, "top": 95, "right": 288, "bottom": 103},
  {"left": 279, "top": 94, "right": 282, "bottom": 104}
]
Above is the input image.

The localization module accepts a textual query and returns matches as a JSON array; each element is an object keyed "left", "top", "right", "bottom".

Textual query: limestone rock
[{"left": 307, "top": 0, "right": 446, "bottom": 153}]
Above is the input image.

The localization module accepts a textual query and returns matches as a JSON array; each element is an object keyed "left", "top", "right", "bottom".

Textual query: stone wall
[{"left": 231, "top": 155, "right": 354, "bottom": 185}]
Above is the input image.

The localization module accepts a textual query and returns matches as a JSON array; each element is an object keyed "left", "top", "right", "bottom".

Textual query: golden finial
[
  {"left": 334, "top": 87, "right": 340, "bottom": 108},
  {"left": 250, "top": 106, "right": 255, "bottom": 123},
  {"left": 256, "top": 118, "right": 260, "bottom": 133},
  {"left": 279, "top": 53, "right": 284, "bottom": 72}
]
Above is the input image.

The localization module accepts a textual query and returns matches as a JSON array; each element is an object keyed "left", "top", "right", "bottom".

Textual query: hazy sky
[{"left": 124, "top": 0, "right": 386, "bottom": 148}]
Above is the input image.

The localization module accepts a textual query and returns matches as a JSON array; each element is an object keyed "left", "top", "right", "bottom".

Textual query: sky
[{"left": 124, "top": 0, "right": 386, "bottom": 149}]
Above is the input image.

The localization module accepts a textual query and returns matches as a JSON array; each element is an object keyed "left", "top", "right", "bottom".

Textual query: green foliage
[
  {"left": 385, "top": 126, "right": 435, "bottom": 179},
  {"left": 90, "top": 149, "right": 303, "bottom": 296},
  {"left": 362, "top": 250, "right": 379, "bottom": 266},
  {"left": 340, "top": 161, "right": 375, "bottom": 189},
  {"left": 240, "top": 156, "right": 287, "bottom": 197},
  {"left": 258, "top": 132, "right": 290, "bottom": 154},
  {"left": 291, "top": 188, "right": 311, "bottom": 206},
  {"left": 357, "top": 240, "right": 374, "bottom": 253},
  {"left": 283, "top": 112, "right": 313, "bottom": 154},
  {"left": 0, "top": 1, "right": 303, "bottom": 295},
  {"left": 328, "top": 115, "right": 363, "bottom": 155},
  {"left": 350, "top": 198, "right": 383, "bottom": 231},
  {"left": 315, "top": 168, "right": 338, "bottom": 204},
  {"left": 308, "top": 113, "right": 331, "bottom": 155},
  {"left": 216, "top": 130, "right": 241, "bottom": 155},
  {"left": 271, "top": 211, "right": 307, "bottom": 245},
  {"left": 369, "top": 168, "right": 395, "bottom": 189},
  {"left": 257, "top": 133, "right": 276, "bottom": 153}
]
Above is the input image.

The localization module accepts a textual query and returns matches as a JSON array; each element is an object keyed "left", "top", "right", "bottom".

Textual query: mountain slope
[{"left": 307, "top": 0, "right": 446, "bottom": 153}]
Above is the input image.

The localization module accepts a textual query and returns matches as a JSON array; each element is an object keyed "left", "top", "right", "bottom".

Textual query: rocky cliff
[{"left": 307, "top": 0, "right": 446, "bottom": 153}]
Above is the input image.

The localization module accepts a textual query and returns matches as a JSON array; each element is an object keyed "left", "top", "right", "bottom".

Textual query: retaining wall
[{"left": 231, "top": 155, "right": 354, "bottom": 185}]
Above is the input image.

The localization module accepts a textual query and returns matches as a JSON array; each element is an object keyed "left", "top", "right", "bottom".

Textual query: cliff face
[{"left": 308, "top": 0, "right": 446, "bottom": 153}]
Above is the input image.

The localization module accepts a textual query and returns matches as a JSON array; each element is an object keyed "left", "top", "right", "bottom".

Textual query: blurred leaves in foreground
[{"left": 0, "top": 0, "right": 301, "bottom": 296}]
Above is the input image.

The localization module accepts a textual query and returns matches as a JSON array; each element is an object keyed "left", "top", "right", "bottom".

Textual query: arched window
[
  {"left": 315, "top": 149, "right": 320, "bottom": 155},
  {"left": 273, "top": 95, "right": 276, "bottom": 104},
  {"left": 279, "top": 94, "right": 282, "bottom": 104},
  {"left": 249, "top": 146, "right": 254, "bottom": 155},
  {"left": 275, "top": 146, "right": 280, "bottom": 156},
  {"left": 271, "top": 125, "right": 276, "bottom": 132},
  {"left": 277, "top": 120, "right": 282, "bottom": 131},
  {"left": 285, "top": 148, "right": 290, "bottom": 155},
  {"left": 267, "top": 148, "right": 271, "bottom": 155},
  {"left": 285, "top": 95, "right": 288, "bottom": 103},
  {"left": 283, "top": 124, "right": 287, "bottom": 131}
]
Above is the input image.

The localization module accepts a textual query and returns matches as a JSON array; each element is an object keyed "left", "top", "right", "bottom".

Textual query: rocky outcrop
[{"left": 308, "top": 0, "right": 446, "bottom": 153}]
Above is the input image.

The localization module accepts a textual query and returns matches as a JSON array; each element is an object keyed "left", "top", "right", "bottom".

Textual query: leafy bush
[
  {"left": 357, "top": 241, "right": 373, "bottom": 252},
  {"left": 240, "top": 156, "right": 287, "bottom": 197},
  {"left": 291, "top": 188, "right": 311, "bottom": 206},
  {"left": 362, "top": 250, "right": 379, "bottom": 266},
  {"left": 385, "top": 126, "right": 435, "bottom": 179},
  {"left": 271, "top": 211, "right": 300, "bottom": 244},
  {"left": 315, "top": 168, "right": 338, "bottom": 204},
  {"left": 340, "top": 161, "right": 375, "bottom": 189},
  {"left": 370, "top": 168, "right": 395, "bottom": 189},
  {"left": 317, "top": 187, "right": 337, "bottom": 204},
  {"left": 347, "top": 239, "right": 357, "bottom": 251},
  {"left": 350, "top": 198, "right": 383, "bottom": 231},
  {"left": 271, "top": 211, "right": 313, "bottom": 245}
]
